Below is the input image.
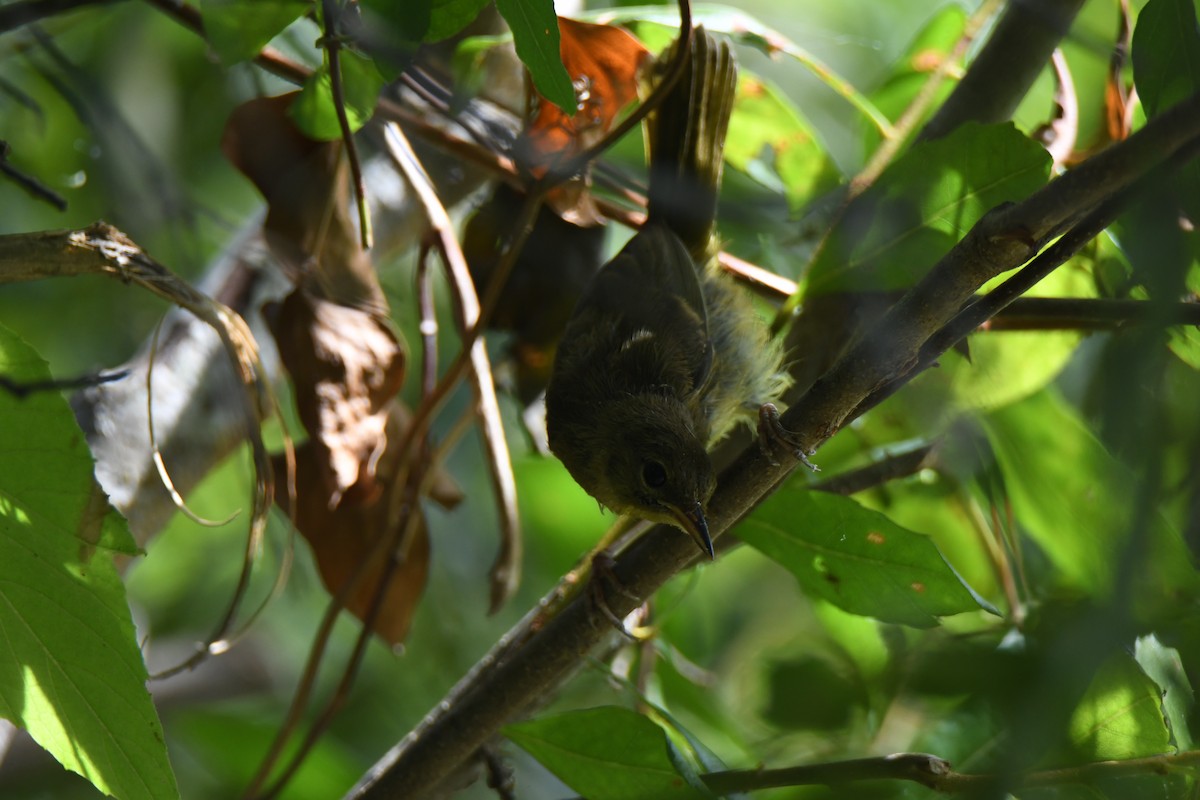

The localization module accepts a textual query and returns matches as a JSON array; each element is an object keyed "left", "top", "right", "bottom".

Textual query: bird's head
[{"left": 597, "top": 394, "right": 718, "bottom": 558}]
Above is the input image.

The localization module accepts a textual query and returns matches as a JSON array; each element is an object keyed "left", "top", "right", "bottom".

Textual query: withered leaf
[
  {"left": 513, "top": 17, "right": 649, "bottom": 224},
  {"left": 267, "top": 289, "right": 405, "bottom": 506},
  {"left": 222, "top": 92, "right": 385, "bottom": 313},
  {"left": 517, "top": 17, "right": 650, "bottom": 169},
  {"left": 274, "top": 440, "right": 427, "bottom": 646}
]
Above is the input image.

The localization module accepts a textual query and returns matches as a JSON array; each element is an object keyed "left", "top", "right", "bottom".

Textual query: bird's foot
[
  {"left": 586, "top": 553, "right": 652, "bottom": 641},
  {"left": 758, "top": 403, "right": 820, "bottom": 472}
]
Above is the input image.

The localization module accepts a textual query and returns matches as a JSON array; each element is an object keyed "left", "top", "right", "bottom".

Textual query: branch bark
[
  {"left": 920, "top": 0, "right": 1089, "bottom": 141},
  {"left": 347, "top": 81, "right": 1200, "bottom": 800}
]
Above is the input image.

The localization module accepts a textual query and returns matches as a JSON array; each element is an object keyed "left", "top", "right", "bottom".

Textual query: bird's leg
[
  {"left": 587, "top": 552, "right": 653, "bottom": 641},
  {"left": 531, "top": 517, "right": 649, "bottom": 634},
  {"left": 758, "top": 402, "right": 820, "bottom": 471}
]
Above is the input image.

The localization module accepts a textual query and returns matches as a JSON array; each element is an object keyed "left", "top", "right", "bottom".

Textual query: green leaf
[
  {"left": 494, "top": 0, "right": 575, "bottom": 113},
  {"left": 982, "top": 388, "right": 1199, "bottom": 614},
  {"left": 1135, "top": 635, "right": 1194, "bottom": 751},
  {"left": 735, "top": 489, "right": 987, "bottom": 627},
  {"left": 865, "top": 6, "right": 965, "bottom": 155},
  {"left": 506, "top": 707, "right": 714, "bottom": 800},
  {"left": 1132, "top": 0, "right": 1200, "bottom": 118},
  {"left": 426, "top": 0, "right": 490, "bottom": 42},
  {"left": 806, "top": 122, "right": 1051, "bottom": 296},
  {"left": 289, "top": 49, "right": 386, "bottom": 140},
  {"left": 1067, "top": 652, "right": 1172, "bottom": 760},
  {"left": 200, "top": 0, "right": 309, "bottom": 65},
  {"left": 0, "top": 325, "right": 177, "bottom": 800},
  {"left": 726, "top": 75, "right": 837, "bottom": 213}
]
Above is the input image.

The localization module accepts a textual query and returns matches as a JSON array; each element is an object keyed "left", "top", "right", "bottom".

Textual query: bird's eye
[{"left": 642, "top": 461, "right": 667, "bottom": 488}]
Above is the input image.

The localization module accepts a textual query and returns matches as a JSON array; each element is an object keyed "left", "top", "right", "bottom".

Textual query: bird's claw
[
  {"left": 586, "top": 553, "right": 651, "bottom": 642},
  {"left": 758, "top": 403, "right": 820, "bottom": 472}
]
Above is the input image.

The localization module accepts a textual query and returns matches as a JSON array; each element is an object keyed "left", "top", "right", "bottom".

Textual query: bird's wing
[{"left": 580, "top": 223, "right": 713, "bottom": 392}]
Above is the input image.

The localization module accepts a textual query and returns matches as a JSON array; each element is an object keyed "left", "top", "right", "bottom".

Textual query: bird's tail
[{"left": 646, "top": 27, "right": 738, "bottom": 262}]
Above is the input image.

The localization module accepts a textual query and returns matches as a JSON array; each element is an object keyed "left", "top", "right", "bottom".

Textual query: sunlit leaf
[
  {"left": 201, "top": 0, "right": 309, "bottom": 65},
  {"left": 0, "top": 324, "right": 177, "bottom": 800},
  {"left": 494, "top": 0, "right": 575, "bottom": 112},
  {"left": 726, "top": 75, "right": 837, "bottom": 212},
  {"left": 806, "top": 122, "right": 1050, "bottom": 296},
  {"left": 865, "top": 5, "right": 965, "bottom": 154},
  {"left": 506, "top": 707, "right": 714, "bottom": 799},
  {"left": 735, "top": 489, "right": 987, "bottom": 627},
  {"left": 513, "top": 17, "right": 649, "bottom": 189},
  {"left": 290, "top": 50, "right": 386, "bottom": 140},
  {"left": 1067, "top": 653, "right": 1172, "bottom": 760},
  {"left": 1135, "top": 635, "right": 1194, "bottom": 751}
]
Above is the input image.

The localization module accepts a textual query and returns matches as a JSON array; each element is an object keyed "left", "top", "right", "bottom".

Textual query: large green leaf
[
  {"left": 806, "top": 122, "right": 1050, "bottom": 296},
  {"left": 505, "top": 706, "right": 713, "bottom": 800},
  {"left": 1067, "top": 653, "right": 1172, "bottom": 761},
  {"left": 1132, "top": 0, "right": 1200, "bottom": 118},
  {"left": 200, "top": 0, "right": 310, "bottom": 65},
  {"left": 0, "top": 325, "right": 177, "bottom": 799},
  {"left": 735, "top": 489, "right": 987, "bottom": 628},
  {"left": 494, "top": 0, "right": 575, "bottom": 113},
  {"left": 982, "top": 389, "right": 1199, "bottom": 615}
]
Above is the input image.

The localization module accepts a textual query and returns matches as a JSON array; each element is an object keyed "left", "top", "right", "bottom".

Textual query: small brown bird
[{"left": 545, "top": 29, "right": 790, "bottom": 558}]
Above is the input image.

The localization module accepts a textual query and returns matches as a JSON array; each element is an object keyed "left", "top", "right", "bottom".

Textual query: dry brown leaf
[
  {"left": 273, "top": 441, "right": 427, "bottom": 646},
  {"left": 517, "top": 17, "right": 650, "bottom": 168},
  {"left": 222, "top": 93, "right": 385, "bottom": 313},
  {"left": 267, "top": 289, "right": 405, "bottom": 506}
]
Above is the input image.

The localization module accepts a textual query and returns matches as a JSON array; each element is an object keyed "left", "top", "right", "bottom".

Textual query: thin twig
[
  {"left": 0, "top": 223, "right": 278, "bottom": 680},
  {"left": 0, "top": 366, "right": 127, "bottom": 397},
  {"left": 0, "top": 140, "right": 67, "bottom": 210},
  {"left": 382, "top": 123, "right": 523, "bottom": 611},
  {"left": 320, "top": 0, "right": 372, "bottom": 250},
  {"left": 0, "top": 0, "right": 122, "bottom": 34},
  {"left": 697, "top": 749, "right": 1200, "bottom": 795}
]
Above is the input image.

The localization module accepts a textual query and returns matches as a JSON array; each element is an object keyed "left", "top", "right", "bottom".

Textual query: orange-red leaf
[{"left": 515, "top": 17, "right": 650, "bottom": 172}]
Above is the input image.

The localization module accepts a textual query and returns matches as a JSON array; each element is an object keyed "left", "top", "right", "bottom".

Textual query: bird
[{"left": 544, "top": 27, "right": 791, "bottom": 559}]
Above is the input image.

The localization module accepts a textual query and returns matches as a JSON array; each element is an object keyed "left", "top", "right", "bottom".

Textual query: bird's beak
[{"left": 667, "top": 500, "right": 714, "bottom": 560}]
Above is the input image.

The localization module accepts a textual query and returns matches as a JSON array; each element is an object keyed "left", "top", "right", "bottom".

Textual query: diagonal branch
[{"left": 346, "top": 91, "right": 1200, "bottom": 800}]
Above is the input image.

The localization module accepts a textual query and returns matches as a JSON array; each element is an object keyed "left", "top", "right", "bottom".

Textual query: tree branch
[
  {"left": 697, "top": 749, "right": 1200, "bottom": 795},
  {"left": 346, "top": 92, "right": 1200, "bottom": 800},
  {"left": 920, "top": 0, "right": 1089, "bottom": 141}
]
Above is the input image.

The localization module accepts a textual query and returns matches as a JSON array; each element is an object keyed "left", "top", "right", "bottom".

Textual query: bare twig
[
  {"left": 920, "top": 0, "right": 1089, "bottom": 142},
  {"left": 0, "top": 366, "right": 127, "bottom": 397},
  {"left": 382, "top": 123, "right": 523, "bottom": 611},
  {"left": 0, "top": 222, "right": 278, "bottom": 679},
  {"left": 0, "top": 140, "right": 67, "bottom": 210},
  {"left": 320, "top": 0, "right": 372, "bottom": 251},
  {"left": 696, "top": 749, "right": 1200, "bottom": 795},
  {"left": 850, "top": 0, "right": 1005, "bottom": 198},
  {"left": 0, "top": 0, "right": 122, "bottom": 33}
]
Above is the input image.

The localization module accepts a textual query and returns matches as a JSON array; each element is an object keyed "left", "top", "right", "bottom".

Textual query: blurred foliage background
[{"left": 3, "top": 0, "right": 1200, "bottom": 798}]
